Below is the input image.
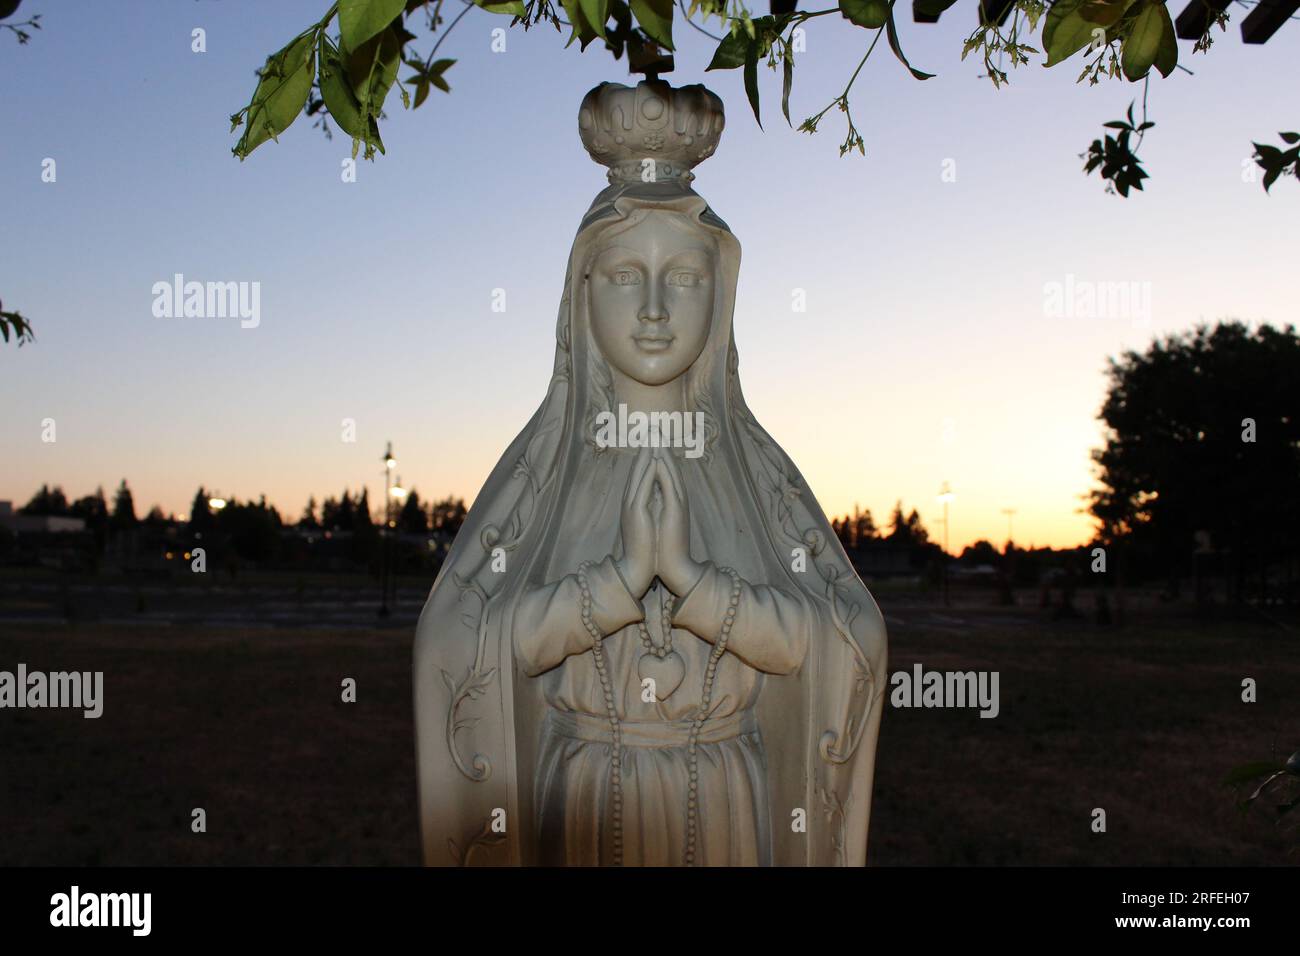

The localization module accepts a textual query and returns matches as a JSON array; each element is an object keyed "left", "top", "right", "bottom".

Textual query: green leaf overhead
[
  {"left": 225, "top": 0, "right": 1296, "bottom": 198},
  {"left": 840, "top": 0, "right": 891, "bottom": 30},
  {"left": 318, "top": 34, "right": 368, "bottom": 140},
  {"left": 1079, "top": 0, "right": 1135, "bottom": 26},
  {"left": 781, "top": 53, "right": 793, "bottom": 126},
  {"left": 913, "top": 0, "right": 958, "bottom": 15},
  {"left": 1121, "top": 1, "right": 1165, "bottom": 81},
  {"left": 1222, "top": 761, "right": 1285, "bottom": 786},
  {"left": 579, "top": 0, "right": 611, "bottom": 38},
  {"left": 629, "top": 0, "right": 674, "bottom": 49},
  {"left": 558, "top": 0, "right": 601, "bottom": 48},
  {"left": 339, "top": 0, "right": 406, "bottom": 51},
  {"left": 474, "top": 0, "right": 527, "bottom": 14},
  {"left": 705, "top": 28, "right": 750, "bottom": 70},
  {"left": 886, "top": 9, "right": 933, "bottom": 80},
  {"left": 743, "top": 48, "right": 761, "bottom": 128},
  {"left": 346, "top": 25, "right": 404, "bottom": 154},
  {"left": 234, "top": 31, "right": 316, "bottom": 159},
  {"left": 1043, "top": 0, "right": 1103, "bottom": 66},
  {"left": 1151, "top": 1, "right": 1177, "bottom": 78}
]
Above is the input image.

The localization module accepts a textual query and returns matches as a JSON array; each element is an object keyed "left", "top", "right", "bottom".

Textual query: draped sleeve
[
  {"left": 670, "top": 560, "right": 809, "bottom": 675},
  {"left": 512, "top": 555, "right": 647, "bottom": 677}
]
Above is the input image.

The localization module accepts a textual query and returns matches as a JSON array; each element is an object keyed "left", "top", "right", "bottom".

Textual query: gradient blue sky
[{"left": 2, "top": 0, "right": 1296, "bottom": 550}]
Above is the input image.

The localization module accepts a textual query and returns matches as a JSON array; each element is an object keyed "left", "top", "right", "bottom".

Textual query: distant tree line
[
  {"left": 6, "top": 480, "right": 466, "bottom": 578},
  {"left": 829, "top": 500, "right": 1092, "bottom": 601}
]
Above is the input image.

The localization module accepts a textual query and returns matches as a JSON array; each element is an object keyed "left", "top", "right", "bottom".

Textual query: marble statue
[{"left": 414, "top": 79, "right": 887, "bottom": 866}]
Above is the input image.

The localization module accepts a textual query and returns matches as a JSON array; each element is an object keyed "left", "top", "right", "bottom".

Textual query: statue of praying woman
[{"left": 414, "top": 79, "right": 887, "bottom": 866}]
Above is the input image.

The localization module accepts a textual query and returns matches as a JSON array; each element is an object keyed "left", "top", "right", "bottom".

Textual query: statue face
[{"left": 587, "top": 211, "right": 716, "bottom": 387}]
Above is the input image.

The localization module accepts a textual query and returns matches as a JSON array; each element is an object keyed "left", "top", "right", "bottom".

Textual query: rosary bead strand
[
  {"left": 635, "top": 582, "right": 674, "bottom": 659},
  {"left": 578, "top": 561, "right": 623, "bottom": 865},
  {"left": 683, "top": 566, "right": 741, "bottom": 866}
]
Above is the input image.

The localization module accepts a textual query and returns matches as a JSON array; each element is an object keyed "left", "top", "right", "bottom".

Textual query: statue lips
[{"left": 633, "top": 332, "right": 674, "bottom": 353}]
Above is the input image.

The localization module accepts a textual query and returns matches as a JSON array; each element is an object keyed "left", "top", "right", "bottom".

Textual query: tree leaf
[
  {"left": 886, "top": 10, "right": 933, "bottom": 80},
  {"left": 1079, "top": 0, "right": 1135, "bottom": 26},
  {"left": 1152, "top": 0, "right": 1177, "bottom": 77},
  {"left": 234, "top": 31, "right": 317, "bottom": 159},
  {"left": 339, "top": 0, "right": 407, "bottom": 52},
  {"left": 1044, "top": 0, "right": 1103, "bottom": 67},
  {"left": 428, "top": 57, "right": 454, "bottom": 93},
  {"left": 1279, "top": 131, "right": 1300, "bottom": 145},
  {"left": 1121, "top": 1, "right": 1163, "bottom": 81},
  {"left": 558, "top": 0, "right": 600, "bottom": 48},
  {"left": 346, "top": 25, "right": 403, "bottom": 155},
  {"left": 579, "top": 0, "right": 610, "bottom": 38},
  {"left": 474, "top": 0, "right": 527, "bottom": 14},
  {"left": 1223, "top": 761, "right": 1284, "bottom": 786},
  {"left": 782, "top": 53, "right": 793, "bottom": 126},
  {"left": 706, "top": 29, "right": 750, "bottom": 70},
  {"left": 840, "top": 0, "right": 891, "bottom": 29},
  {"left": 743, "top": 48, "right": 762, "bottom": 128},
  {"left": 629, "top": 0, "right": 674, "bottom": 49},
  {"left": 913, "top": 0, "right": 958, "bottom": 16},
  {"left": 318, "top": 34, "right": 368, "bottom": 139}
]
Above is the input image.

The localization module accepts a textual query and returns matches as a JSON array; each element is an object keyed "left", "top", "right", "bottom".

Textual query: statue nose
[{"left": 639, "top": 282, "right": 668, "bottom": 322}]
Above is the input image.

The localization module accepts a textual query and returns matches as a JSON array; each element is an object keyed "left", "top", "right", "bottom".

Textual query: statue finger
[
  {"left": 661, "top": 451, "right": 687, "bottom": 504},
  {"left": 629, "top": 447, "right": 655, "bottom": 502}
]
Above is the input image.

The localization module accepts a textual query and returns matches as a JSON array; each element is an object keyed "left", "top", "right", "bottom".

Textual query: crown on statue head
[{"left": 579, "top": 80, "right": 725, "bottom": 186}]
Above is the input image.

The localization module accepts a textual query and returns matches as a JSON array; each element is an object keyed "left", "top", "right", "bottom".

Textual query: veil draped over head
[{"left": 414, "top": 94, "right": 887, "bottom": 866}]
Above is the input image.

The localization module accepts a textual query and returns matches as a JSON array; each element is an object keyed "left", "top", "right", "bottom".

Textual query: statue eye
[
  {"left": 667, "top": 271, "right": 702, "bottom": 288},
  {"left": 613, "top": 269, "right": 641, "bottom": 286}
]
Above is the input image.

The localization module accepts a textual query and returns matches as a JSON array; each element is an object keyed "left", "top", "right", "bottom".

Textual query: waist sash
[{"left": 546, "top": 707, "right": 758, "bottom": 748}]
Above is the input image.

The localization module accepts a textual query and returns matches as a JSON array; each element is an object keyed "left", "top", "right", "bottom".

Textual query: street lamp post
[
  {"left": 389, "top": 476, "right": 407, "bottom": 614},
  {"left": 1001, "top": 507, "right": 1017, "bottom": 548},
  {"left": 380, "top": 442, "right": 395, "bottom": 617},
  {"left": 937, "top": 481, "right": 954, "bottom": 607}
]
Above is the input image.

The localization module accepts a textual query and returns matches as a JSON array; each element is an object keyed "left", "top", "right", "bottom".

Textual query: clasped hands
[{"left": 614, "top": 446, "right": 705, "bottom": 599}]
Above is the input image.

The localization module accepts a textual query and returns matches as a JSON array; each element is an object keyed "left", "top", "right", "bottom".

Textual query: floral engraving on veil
[
  {"left": 441, "top": 574, "right": 495, "bottom": 782},
  {"left": 439, "top": 330, "right": 570, "bottom": 783},
  {"left": 817, "top": 785, "right": 850, "bottom": 867}
]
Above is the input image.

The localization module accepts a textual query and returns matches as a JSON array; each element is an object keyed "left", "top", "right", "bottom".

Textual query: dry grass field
[{"left": 0, "top": 603, "right": 1295, "bottom": 866}]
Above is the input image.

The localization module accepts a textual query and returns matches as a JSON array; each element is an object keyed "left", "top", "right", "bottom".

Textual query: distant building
[{"left": 0, "top": 500, "right": 86, "bottom": 534}]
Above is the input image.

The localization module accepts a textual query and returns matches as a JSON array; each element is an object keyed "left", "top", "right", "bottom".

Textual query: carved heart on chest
[{"left": 637, "top": 651, "right": 686, "bottom": 701}]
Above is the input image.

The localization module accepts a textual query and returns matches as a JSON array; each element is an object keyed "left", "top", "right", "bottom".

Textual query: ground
[{"left": 0, "top": 581, "right": 1295, "bottom": 865}]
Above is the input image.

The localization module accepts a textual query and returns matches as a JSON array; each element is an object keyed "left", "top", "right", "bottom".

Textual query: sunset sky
[{"left": 2, "top": 1, "right": 1296, "bottom": 552}]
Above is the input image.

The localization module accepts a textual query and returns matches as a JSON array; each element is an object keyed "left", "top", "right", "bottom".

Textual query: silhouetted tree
[
  {"left": 398, "top": 489, "right": 427, "bottom": 533},
  {"left": 322, "top": 491, "right": 356, "bottom": 532},
  {"left": 188, "top": 486, "right": 216, "bottom": 538},
  {"left": 430, "top": 496, "right": 467, "bottom": 538},
  {"left": 70, "top": 487, "right": 109, "bottom": 552},
  {"left": 960, "top": 540, "right": 1001, "bottom": 565},
  {"left": 887, "top": 501, "right": 929, "bottom": 547},
  {"left": 351, "top": 488, "right": 378, "bottom": 566},
  {"left": 1090, "top": 321, "right": 1300, "bottom": 600},
  {"left": 111, "top": 479, "right": 137, "bottom": 529},
  {"left": 853, "top": 507, "right": 876, "bottom": 547},
  {"left": 300, "top": 495, "right": 320, "bottom": 529},
  {"left": 21, "top": 483, "right": 69, "bottom": 515}
]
